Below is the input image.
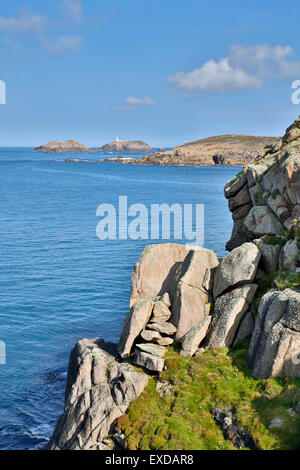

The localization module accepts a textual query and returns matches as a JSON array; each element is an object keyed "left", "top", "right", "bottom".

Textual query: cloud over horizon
[{"left": 167, "top": 44, "right": 300, "bottom": 93}]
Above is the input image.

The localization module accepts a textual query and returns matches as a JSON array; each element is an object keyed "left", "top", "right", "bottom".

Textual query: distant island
[
  {"left": 106, "top": 134, "right": 280, "bottom": 166},
  {"left": 35, "top": 140, "right": 91, "bottom": 154},
  {"left": 98, "top": 138, "right": 152, "bottom": 151}
]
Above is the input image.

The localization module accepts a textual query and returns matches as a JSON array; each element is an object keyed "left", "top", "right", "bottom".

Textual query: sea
[{"left": 0, "top": 147, "right": 241, "bottom": 449}]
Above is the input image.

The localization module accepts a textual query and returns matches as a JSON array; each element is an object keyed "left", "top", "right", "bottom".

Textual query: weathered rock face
[
  {"left": 35, "top": 140, "right": 91, "bottom": 153},
  {"left": 280, "top": 239, "right": 298, "bottom": 272},
  {"left": 206, "top": 284, "right": 258, "bottom": 348},
  {"left": 151, "top": 300, "right": 171, "bottom": 323},
  {"left": 233, "top": 308, "right": 256, "bottom": 346},
  {"left": 225, "top": 118, "right": 300, "bottom": 253},
  {"left": 171, "top": 248, "right": 219, "bottom": 340},
  {"left": 213, "top": 243, "right": 260, "bottom": 299},
  {"left": 243, "top": 206, "right": 285, "bottom": 239},
  {"left": 253, "top": 238, "right": 281, "bottom": 274},
  {"left": 248, "top": 289, "right": 300, "bottom": 378},
  {"left": 130, "top": 244, "right": 192, "bottom": 307},
  {"left": 46, "top": 339, "right": 148, "bottom": 450},
  {"left": 180, "top": 316, "right": 211, "bottom": 357}
]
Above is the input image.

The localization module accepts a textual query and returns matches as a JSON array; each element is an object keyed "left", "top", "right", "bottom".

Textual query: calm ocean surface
[{"left": 0, "top": 147, "right": 240, "bottom": 449}]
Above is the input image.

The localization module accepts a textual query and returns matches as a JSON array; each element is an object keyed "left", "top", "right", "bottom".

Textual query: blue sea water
[{"left": 0, "top": 147, "right": 241, "bottom": 449}]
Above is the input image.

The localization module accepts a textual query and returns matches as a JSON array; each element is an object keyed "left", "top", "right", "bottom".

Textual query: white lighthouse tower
[{"left": 116, "top": 136, "right": 120, "bottom": 142}]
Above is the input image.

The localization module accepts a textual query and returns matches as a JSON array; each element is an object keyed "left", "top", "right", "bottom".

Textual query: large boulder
[
  {"left": 146, "top": 322, "right": 177, "bottom": 336},
  {"left": 118, "top": 297, "right": 154, "bottom": 358},
  {"left": 135, "top": 343, "right": 167, "bottom": 357},
  {"left": 213, "top": 243, "right": 260, "bottom": 299},
  {"left": 46, "top": 339, "right": 148, "bottom": 450},
  {"left": 130, "top": 244, "right": 192, "bottom": 307},
  {"left": 180, "top": 316, "right": 211, "bottom": 357},
  {"left": 248, "top": 289, "right": 300, "bottom": 378},
  {"left": 171, "top": 248, "right": 219, "bottom": 341},
  {"left": 206, "top": 284, "right": 258, "bottom": 348},
  {"left": 134, "top": 349, "right": 165, "bottom": 372},
  {"left": 253, "top": 238, "right": 281, "bottom": 274}
]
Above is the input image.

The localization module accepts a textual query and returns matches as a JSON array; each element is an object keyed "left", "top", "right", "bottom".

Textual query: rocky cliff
[
  {"left": 110, "top": 134, "right": 280, "bottom": 166},
  {"left": 99, "top": 140, "right": 152, "bottom": 151},
  {"left": 35, "top": 140, "right": 91, "bottom": 153},
  {"left": 46, "top": 118, "right": 300, "bottom": 451}
]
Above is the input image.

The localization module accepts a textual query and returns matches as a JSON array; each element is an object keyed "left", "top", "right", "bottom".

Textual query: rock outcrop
[
  {"left": 99, "top": 140, "right": 151, "bottom": 151},
  {"left": 35, "top": 140, "right": 91, "bottom": 153},
  {"left": 46, "top": 338, "right": 148, "bottom": 450},
  {"left": 213, "top": 242, "right": 260, "bottom": 299},
  {"left": 47, "top": 118, "right": 300, "bottom": 451},
  {"left": 225, "top": 118, "right": 300, "bottom": 252},
  {"left": 130, "top": 243, "right": 192, "bottom": 307}
]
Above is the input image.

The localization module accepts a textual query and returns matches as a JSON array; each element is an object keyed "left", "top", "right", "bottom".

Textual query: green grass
[
  {"left": 117, "top": 344, "right": 300, "bottom": 450},
  {"left": 263, "top": 235, "right": 286, "bottom": 247},
  {"left": 274, "top": 270, "right": 300, "bottom": 289}
]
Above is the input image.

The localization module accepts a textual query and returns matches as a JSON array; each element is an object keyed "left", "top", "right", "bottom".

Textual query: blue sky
[{"left": 1, "top": 0, "right": 300, "bottom": 146}]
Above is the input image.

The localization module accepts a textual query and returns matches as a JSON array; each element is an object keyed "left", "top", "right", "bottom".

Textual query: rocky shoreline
[
  {"left": 103, "top": 134, "right": 280, "bottom": 166},
  {"left": 46, "top": 118, "right": 299, "bottom": 451}
]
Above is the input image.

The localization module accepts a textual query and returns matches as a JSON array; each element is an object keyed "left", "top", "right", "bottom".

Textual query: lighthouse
[{"left": 116, "top": 136, "right": 120, "bottom": 142}]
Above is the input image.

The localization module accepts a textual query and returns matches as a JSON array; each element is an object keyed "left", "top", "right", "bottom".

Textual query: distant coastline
[{"left": 58, "top": 134, "right": 280, "bottom": 166}]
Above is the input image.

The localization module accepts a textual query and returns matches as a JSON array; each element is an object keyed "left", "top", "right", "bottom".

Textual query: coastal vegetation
[{"left": 116, "top": 343, "right": 300, "bottom": 450}]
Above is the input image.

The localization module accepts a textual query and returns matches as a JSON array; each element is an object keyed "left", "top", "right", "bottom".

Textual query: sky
[{"left": 1, "top": 0, "right": 300, "bottom": 147}]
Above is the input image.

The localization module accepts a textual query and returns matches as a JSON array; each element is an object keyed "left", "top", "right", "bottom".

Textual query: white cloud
[
  {"left": 61, "top": 0, "right": 83, "bottom": 22},
  {"left": 125, "top": 96, "right": 155, "bottom": 106},
  {"left": 41, "top": 36, "right": 83, "bottom": 55},
  {"left": 229, "top": 44, "right": 300, "bottom": 78},
  {"left": 167, "top": 58, "right": 261, "bottom": 92},
  {"left": 167, "top": 44, "right": 300, "bottom": 93},
  {"left": 0, "top": 5, "right": 83, "bottom": 56},
  {"left": 0, "top": 7, "right": 44, "bottom": 35}
]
